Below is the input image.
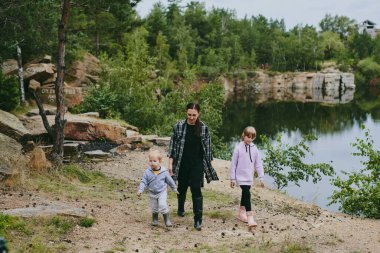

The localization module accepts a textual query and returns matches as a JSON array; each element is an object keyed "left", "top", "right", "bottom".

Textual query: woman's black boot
[
  {"left": 193, "top": 197, "right": 203, "bottom": 231},
  {"left": 177, "top": 194, "right": 186, "bottom": 217}
]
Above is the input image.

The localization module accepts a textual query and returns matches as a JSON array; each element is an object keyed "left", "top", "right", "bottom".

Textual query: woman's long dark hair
[{"left": 186, "top": 102, "right": 201, "bottom": 137}]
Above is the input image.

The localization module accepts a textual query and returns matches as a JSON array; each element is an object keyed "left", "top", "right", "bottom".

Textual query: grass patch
[
  {"left": 0, "top": 214, "right": 80, "bottom": 252},
  {"left": 26, "top": 164, "right": 134, "bottom": 201},
  {"left": 202, "top": 189, "right": 235, "bottom": 205},
  {"left": 79, "top": 217, "right": 96, "bottom": 228},
  {"left": 204, "top": 210, "right": 233, "bottom": 220},
  {"left": 279, "top": 242, "right": 313, "bottom": 253}
]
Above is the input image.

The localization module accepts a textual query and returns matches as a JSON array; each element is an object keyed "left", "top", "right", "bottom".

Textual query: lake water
[{"left": 221, "top": 85, "right": 380, "bottom": 212}]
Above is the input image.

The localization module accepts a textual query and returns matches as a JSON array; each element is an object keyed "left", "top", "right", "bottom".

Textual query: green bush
[
  {"left": 357, "top": 57, "right": 380, "bottom": 83},
  {"left": 0, "top": 72, "right": 20, "bottom": 111},
  {"left": 77, "top": 83, "right": 120, "bottom": 118},
  {"left": 329, "top": 126, "right": 380, "bottom": 218},
  {"left": 79, "top": 217, "right": 95, "bottom": 228},
  {"left": 261, "top": 134, "right": 335, "bottom": 190}
]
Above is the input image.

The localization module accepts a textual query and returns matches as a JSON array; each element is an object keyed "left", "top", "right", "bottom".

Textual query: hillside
[{"left": 1, "top": 144, "right": 379, "bottom": 253}]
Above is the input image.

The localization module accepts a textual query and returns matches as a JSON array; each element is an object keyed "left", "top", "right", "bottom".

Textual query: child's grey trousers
[{"left": 149, "top": 190, "right": 169, "bottom": 214}]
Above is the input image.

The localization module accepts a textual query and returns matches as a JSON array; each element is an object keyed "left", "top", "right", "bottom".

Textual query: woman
[{"left": 168, "top": 102, "right": 219, "bottom": 231}]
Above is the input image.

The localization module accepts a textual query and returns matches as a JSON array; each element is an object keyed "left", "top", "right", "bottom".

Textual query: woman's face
[{"left": 186, "top": 108, "right": 199, "bottom": 125}]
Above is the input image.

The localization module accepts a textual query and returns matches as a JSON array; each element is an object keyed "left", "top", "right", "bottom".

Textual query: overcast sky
[{"left": 136, "top": 0, "right": 380, "bottom": 30}]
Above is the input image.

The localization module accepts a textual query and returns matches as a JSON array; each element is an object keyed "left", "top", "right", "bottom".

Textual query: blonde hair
[
  {"left": 241, "top": 126, "right": 257, "bottom": 141},
  {"left": 149, "top": 149, "right": 163, "bottom": 160}
]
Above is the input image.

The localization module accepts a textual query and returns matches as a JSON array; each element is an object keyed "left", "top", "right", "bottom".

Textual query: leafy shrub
[
  {"left": 47, "top": 216, "right": 75, "bottom": 234},
  {"left": 0, "top": 214, "right": 13, "bottom": 235},
  {"left": 261, "top": 134, "right": 335, "bottom": 190},
  {"left": 357, "top": 57, "right": 380, "bottom": 84},
  {"left": 77, "top": 83, "right": 120, "bottom": 118},
  {"left": 0, "top": 72, "right": 20, "bottom": 111},
  {"left": 329, "top": 126, "right": 380, "bottom": 218},
  {"left": 79, "top": 217, "right": 95, "bottom": 228}
]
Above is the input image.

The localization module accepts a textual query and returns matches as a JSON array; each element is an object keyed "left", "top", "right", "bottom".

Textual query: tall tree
[
  {"left": 319, "top": 14, "right": 357, "bottom": 40},
  {"left": 0, "top": 0, "right": 60, "bottom": 62},
  {"left": 54, "top": 0, "right": 71, "bottom": 160}
]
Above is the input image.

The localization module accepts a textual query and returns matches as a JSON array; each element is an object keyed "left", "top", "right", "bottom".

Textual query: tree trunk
[
  {"left": 54, "top": 0, "right": 71, "bottom": 160},
  {"left": 16, "top": 43, "right": 26, "bottom": 105},
  {"left": 31, "top": 90, "right": 54, "bottom": 139},
  {"left": 96, "top": 30, "right": 99, "bottom": 58}
]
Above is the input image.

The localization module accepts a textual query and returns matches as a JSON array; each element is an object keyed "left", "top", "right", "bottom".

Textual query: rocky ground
[{"left": 1, "top": 145, "right": 379, "bottom": 253}]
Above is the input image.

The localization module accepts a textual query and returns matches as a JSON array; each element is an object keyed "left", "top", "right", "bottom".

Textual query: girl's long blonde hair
[{"left": 241, "top": 126, "right": 257, "bottom": 141}]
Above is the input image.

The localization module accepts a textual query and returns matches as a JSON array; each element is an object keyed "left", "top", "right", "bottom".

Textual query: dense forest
[
  {"left": 1, "top": 0, "right": 380, "bottom": 140},
  {"left": 2, "top": 1, "right": 380, "bottom": 73}
]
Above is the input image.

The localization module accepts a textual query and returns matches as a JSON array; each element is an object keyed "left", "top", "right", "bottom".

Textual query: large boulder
[
  {"left": 21, "top": 112, "right": 139, "bottom": 143},
  {"left": 35, "top": 85, "right": 84, "bottom": 107},
  {"left": 23, "top": 63, "right": 55, "bottom": 83},
  {"left": 66, "top": 53, "right": 100, "bottom": 88},
  {"left": 0, "top": 109, "right": 30, "bottom": 142},
  {"left": 64, "top": 117, "right": 127, "bottom": 143},
  {"left": 0, "top": 133, "right": 27, "bottom": 179},
  {"left": 20, "top": 114, "right": 56, "bottom": 138}
]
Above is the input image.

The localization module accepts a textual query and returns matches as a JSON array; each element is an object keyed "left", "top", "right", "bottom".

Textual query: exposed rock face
[
  {"left": 230, "top": 69, "right": 355, "bottom": 104},
  {"left": 64, "top": 118, "right": 128, "bottom": 143},
  {"left": 0, "top": 109, "right": 30, "bottom": 142},
  {"left": 1, "top": 53, "right": 100, "bottom": 108},
  {"left": 21, "top": 113, "right": 138, "bottom": 143},
  {"left": 35, "top": 85, "right": 84, "bottom": 107},
  {"left": 23, "top": 63, "right": 55, "bottom": 83},
  {"left": 66, "top": 53, "right": 101, "bottom": 88},
  {"left": 0, "top": 133, "right": 27, "bottom": 179}
]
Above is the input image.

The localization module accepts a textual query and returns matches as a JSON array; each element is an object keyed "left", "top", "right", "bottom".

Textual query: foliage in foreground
[
  {"left": 0, "top": 213, "right": 77, "bottom": 252},
  {"left": 261, "top": 133, "right": 335, "bottom": 190},
  {"left": 329, "top": 126, "right": 380, "bottom": 219},
  {"left": 0, "top": 71, "right": 20, "bottom": 112}
]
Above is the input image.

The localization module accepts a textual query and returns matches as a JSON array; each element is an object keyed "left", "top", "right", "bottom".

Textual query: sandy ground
[{"left": 1, "top": 145, "right": 379, "bottom": 253}]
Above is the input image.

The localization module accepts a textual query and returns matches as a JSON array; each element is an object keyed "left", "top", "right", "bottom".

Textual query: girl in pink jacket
[{"left": 230, "top": 126, "right": 265, "bottom": 228}]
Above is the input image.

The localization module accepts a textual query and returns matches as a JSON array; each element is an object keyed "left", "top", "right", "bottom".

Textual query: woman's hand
[
  {"left": 230, "top": 180, "right": 236, "bottom": 188},
  {"left": 168, "top": 158, "right": 173, "bottom": 176},
  {"left": 259, "top": 180, "right": 265, "bottom": 188}
]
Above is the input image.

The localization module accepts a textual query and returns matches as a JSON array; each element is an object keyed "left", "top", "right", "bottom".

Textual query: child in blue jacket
[{"left": 137, "top": 149, "right": 179, "bottom": 227}]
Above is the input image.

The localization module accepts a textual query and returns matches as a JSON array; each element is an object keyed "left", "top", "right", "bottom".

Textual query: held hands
[
  {"left": 259, "top": 179, "right": 265, "bottom": 188},
  {"left": 230, "top": 180, "right": 236, "bottom": 188},
  {"left": 137, "top": 192, "right": 142, "bottom": 198},
  {"left": 168, "top": 165, "right": 173, "bottom": 176}
]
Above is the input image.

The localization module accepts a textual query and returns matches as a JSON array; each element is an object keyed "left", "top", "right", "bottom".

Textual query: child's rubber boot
[
  {"left": 163, "top": 213, "right": 173, "bottom": 227},
  {"left": 152, "top": 213, "right": 158, "bottom": 226},
  {"left": 237, "top": 206, "right": 248, "bottom": 223},
  {"left": 246, "top": 211, "right": 258, "bottom": 228}
]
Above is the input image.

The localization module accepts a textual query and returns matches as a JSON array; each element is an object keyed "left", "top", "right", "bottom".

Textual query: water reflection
[
  {"left": 256, "top": 84, "right": 355, "bottom": 104},
  {"left": 221, "top": 84, "right": 380, "bottom": 211}
]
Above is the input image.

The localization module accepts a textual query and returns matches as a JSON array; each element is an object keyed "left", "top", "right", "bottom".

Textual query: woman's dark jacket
[{"left": 168, "top": 119, "right": 219, "bottom": 183}]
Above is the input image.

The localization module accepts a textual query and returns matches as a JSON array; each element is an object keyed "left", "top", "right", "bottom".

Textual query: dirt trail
[
  {"left": 1, "top": 145, "right": 379, "bottom": 252},
  {"left": 75, "top": 146, "right": 379, "bottom": 253}
]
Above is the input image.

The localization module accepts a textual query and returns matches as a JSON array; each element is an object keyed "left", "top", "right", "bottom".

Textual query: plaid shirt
[{"left": 168, "top": 119, "right": 219, "bottom": 183}]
